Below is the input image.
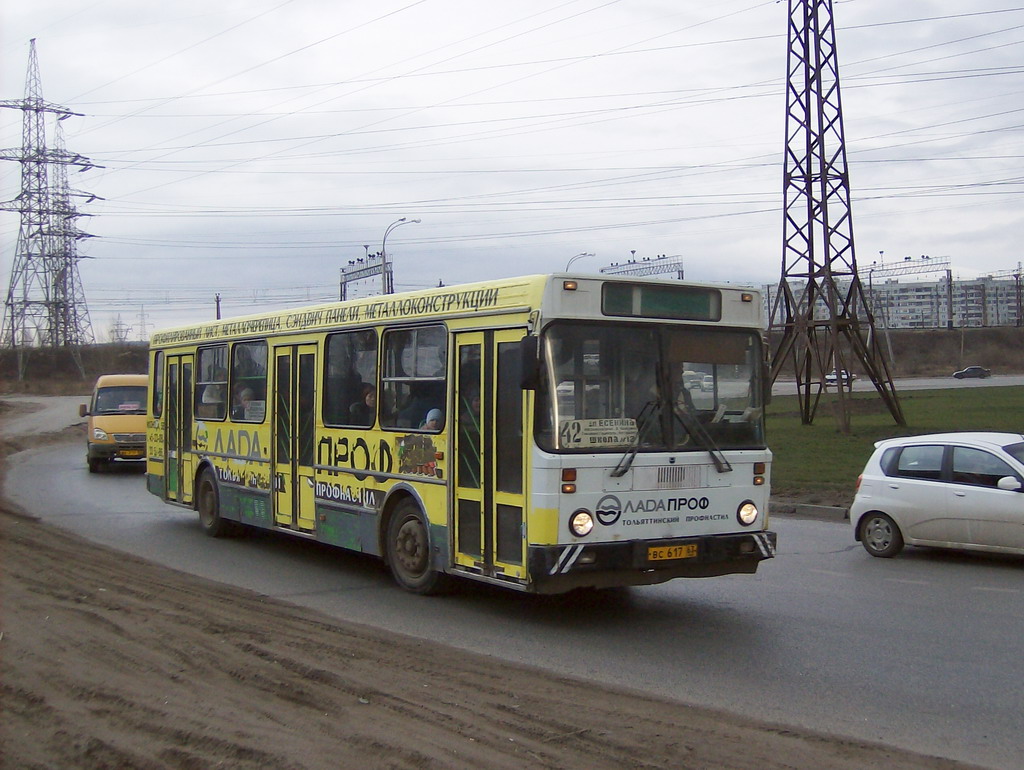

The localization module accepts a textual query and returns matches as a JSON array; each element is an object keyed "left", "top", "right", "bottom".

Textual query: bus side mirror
[
  {"left": 79, "top": 404, "right": 89, "bottom": 418},
  {"left": 520, "top": 335, "right": 541, "bottom": 390}
]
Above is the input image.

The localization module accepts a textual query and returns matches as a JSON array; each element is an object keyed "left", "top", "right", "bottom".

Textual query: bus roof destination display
[{"left": 602, "top": 282, "right": 721, "bottom": 321}]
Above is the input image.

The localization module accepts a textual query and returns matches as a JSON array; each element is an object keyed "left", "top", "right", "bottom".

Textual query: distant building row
[{"left": 763, "top": 274, "right": 1023, "bottom": 329}]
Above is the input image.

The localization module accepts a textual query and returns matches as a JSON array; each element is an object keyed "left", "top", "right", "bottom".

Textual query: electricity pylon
[
  {"left": 49, "top": 122, "right": 97, "bottom": 352},
  {"left": 769, "top": 0, "right": 904, "bottom": 431},
  {"left": 1, "top": 39, "right": 97, "bottom": 378}
]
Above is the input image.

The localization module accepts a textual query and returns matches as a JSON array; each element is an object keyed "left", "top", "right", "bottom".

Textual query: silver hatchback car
[{"left": 851, "top": 432, "right": 1024, "bottom": 558}]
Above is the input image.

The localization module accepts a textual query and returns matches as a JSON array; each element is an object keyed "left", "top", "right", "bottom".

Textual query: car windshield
[
  {"left": 94, "top": 386, "right": 147, "bottom": 415},
  {"left": 534, "top": 322, "right": 765, "bottom": 453}
]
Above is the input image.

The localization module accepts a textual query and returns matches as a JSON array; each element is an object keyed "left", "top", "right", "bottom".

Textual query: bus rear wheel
[
  {"left": 196, "top": 468, "right": 239, "bottom": 538},
  {"left": 386, "top": 500, "right": 445, "bottom": 594}
]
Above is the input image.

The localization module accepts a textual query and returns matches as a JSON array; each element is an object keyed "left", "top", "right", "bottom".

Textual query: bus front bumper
[
  {"left": 527, "top": 530, "right": 777, "bottom": 594},
  {"left": 88, "top": 441, "right": 147, "bottom": 463}
]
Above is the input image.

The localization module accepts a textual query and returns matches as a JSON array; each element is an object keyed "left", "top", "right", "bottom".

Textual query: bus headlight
[
  {"left": 736, "top": 501, "right": 758, "bottom": 526},
  {"left": 570, "top": 510, "right": 594, "bottom": 537},
  {"left": 93, "top": 427, "right": 109, "bottom": 441}
]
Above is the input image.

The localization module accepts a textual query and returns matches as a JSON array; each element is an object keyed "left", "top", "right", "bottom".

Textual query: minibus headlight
[
  {"left": 93, "top": 427, "right": 109, "bottom": 441},
  {"left": 737, "top": 501, "right": 758, "bottom": 526},
  {"left": 570, "top": 510, "right": 594, "bottom": 537}
]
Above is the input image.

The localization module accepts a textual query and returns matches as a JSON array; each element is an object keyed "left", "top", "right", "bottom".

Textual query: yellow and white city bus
[{"left": 146, "top": 274, "right": 776, "bottom": 594}]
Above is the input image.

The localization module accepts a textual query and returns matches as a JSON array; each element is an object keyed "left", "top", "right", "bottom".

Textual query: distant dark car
[{"left": 953, "top": 366, "right": 991, "bottom": 379}]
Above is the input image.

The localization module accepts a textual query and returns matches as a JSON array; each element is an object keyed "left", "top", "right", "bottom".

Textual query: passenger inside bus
[
  {"left": 396, "top": 382, "right": 444, "bottom": 427},
  {"left": 197, "top": 369, "right": 227, "bottom": 419},
  {"left": 349, "top": 384, "right": 376, "bottom": 427},
  {"left": 420, "top": 408, "right": 444, "bottom": 431},
  {"left": 231, "top": 388, "right": 254, "bottom": 419}
]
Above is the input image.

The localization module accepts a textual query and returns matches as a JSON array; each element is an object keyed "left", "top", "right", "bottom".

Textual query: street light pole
[
  {"left": 564, "top": 251, "right": 596, "bottom": 271},
  {"left": 381, "top": 217, "right": 421, "bottom": 295}
]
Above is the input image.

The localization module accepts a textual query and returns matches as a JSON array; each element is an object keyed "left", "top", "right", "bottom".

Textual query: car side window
[
  {"left": 891, "top": 445, "right": 944, "bottom": 481},
  {"left": 879, "top": 447, "right": 900, "bottom": 474},
  {"left": 951, "top": 447, "right": 1017, "bottom": 488}
]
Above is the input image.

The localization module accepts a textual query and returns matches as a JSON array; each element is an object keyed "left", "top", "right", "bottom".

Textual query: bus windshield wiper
[
  {"left": 672, "top": 407, "right": 732, "bottom": 474},
  {"left": 610, "top": 400, "right": 659, "bottom": 477}
]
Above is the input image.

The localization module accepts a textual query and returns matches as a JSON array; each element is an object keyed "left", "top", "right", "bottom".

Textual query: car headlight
[
  {"left": 92, "top": 427, "right": 109, "bottom": 441},
  {"left": 736, "top": 501, "right": 758, "bottom": 526},
  {"left": 570, "top": 510, "right": 594, "bottom": 537}
]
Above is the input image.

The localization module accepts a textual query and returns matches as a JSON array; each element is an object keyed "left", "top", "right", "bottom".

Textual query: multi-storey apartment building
[{"left": 765, "top": 275, "right": 1022, "bottom": 329}]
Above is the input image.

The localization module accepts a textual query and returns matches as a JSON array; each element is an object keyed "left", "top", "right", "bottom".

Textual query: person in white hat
[{"left": 421, "top": 408, "right": 444, "bottom": 431}]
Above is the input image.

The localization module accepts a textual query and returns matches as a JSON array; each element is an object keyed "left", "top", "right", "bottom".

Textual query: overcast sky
[{"left": 2, "top": 1, "right": 1023, "bottom": 339}]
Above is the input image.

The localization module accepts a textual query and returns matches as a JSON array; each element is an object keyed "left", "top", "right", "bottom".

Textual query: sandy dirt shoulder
[{"left": 0, "top": 400, "right": 979, "bottom": 769}]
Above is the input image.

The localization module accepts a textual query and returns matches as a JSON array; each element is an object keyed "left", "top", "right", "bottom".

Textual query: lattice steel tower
[
  {"left": 769, "top": 0, "right": 904, "bottom": 430},
  {"left": 1, "top": 39, "right": 97, "bottom": 378}
]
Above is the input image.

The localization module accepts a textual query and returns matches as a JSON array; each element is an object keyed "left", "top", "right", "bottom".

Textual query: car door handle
[{"left": 954, "top": 491, "right": 967, "bottom": 497}]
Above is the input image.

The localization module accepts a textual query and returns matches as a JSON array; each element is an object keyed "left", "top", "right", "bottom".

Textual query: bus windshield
[{"left": 536, "top": 322, "right": 765, "bottom": 453}]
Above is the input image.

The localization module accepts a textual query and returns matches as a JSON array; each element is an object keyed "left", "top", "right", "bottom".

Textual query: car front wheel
[{"left": 859, "top": 512, "right": 904, "bottom": 558}]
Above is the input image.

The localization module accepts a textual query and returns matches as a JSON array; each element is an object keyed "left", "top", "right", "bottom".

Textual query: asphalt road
[
  {"left": 6, "top": 436, "right": 1023, "bottom": 769},
  {"left": 772, "top": 372, "right": 1024, "bottom": 395}
]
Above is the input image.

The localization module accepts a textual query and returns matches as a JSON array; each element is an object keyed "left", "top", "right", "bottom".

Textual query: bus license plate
[
  {"left": 120, "top": 449, "right": 144, "bottom": 458},
  {"left": 648, "top": 544, "right": 697, "bottom": 561}
]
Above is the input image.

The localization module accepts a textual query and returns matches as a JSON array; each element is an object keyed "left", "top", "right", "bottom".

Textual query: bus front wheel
[
  {"left": 196, "top": 469, "right": 238, "bottom": 538},
  {"left": 386, "top": 500, "right": 445, "bottom": 594}
]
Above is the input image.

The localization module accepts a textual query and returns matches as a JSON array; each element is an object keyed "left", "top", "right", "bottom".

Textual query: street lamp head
[
  {"left": 565, "top": 251, "right": 596, "bottom": 271},
  {"left": 380, "top": 218, "right": 421, "bottom": 296}
]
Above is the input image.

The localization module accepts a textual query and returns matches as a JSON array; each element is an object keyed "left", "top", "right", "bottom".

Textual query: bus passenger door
[
  {"left": 453, "top": 329, "right": 527, "bottom": 580},
  {"left": 273, "top": 344, "right": 317, "bottom": 532},
  {"left": 165, "top": 353, "right": 195, "bottom": 505}
]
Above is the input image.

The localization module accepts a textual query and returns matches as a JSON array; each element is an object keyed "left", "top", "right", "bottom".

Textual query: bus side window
[
  {"left": 152, "top": 351, "right": 164, "bottom": 417},
  {"left": 229, "top": 340, "right": 268, "bottom": 422},
  {"left": 195, "top": 346, "right": 228, "bottom": 420},
  {"left": 381, "top": 325, "right": 447, "bottom": 431},
  {"left": 324, "top": 329, "right": 378, "bottom": 427}
]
